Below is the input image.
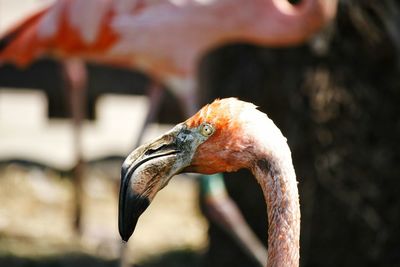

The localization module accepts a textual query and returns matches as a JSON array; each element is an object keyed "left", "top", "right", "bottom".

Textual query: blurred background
[{"left": 0, "top": 0, "right": 399, "bottom": 266}]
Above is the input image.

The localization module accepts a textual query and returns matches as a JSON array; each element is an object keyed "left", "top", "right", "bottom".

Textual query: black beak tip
[
  {"left": 119, "top": 217, "right": 138, "bottom": 242},
  {"left": 118, "top": 190, "right": 150, "bottom": 242}
]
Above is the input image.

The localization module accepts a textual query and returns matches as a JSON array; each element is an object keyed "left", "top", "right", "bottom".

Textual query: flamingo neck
[
  {"left": 250, "top": 129, "right": 300, "bottom": 267},
  {"left": 234, "top": 0, "right": 337, "bottom": 46}
]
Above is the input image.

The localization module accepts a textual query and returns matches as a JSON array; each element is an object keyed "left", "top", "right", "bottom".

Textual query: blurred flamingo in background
[
  {"left": 0, "top": 0, "right": 337, "bottom": 264},
  {"left": 0, "top": 0, "right": 337, "bottom": 123}
]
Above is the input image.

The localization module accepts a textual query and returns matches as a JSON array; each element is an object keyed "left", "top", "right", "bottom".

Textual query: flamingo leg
[
  {"left": 116, "top": 80, "right": 168, "bottom": 266},
  {"left": 132, "top": 80, "right": 164, "bottom": 148},
  {"left": 62, "top": 59, "right": 87, "bottom": 236},
  {"left": 200, "top": 174, "right": 268, "bottom": 267}
]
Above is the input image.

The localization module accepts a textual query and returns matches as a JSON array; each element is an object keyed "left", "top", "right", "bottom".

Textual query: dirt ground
[{"left": 0, "top": 162, "right": 208, "bottom": 267}]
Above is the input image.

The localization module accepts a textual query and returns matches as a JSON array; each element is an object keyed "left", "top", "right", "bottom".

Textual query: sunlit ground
[{"left": 0, "top": 163, "right": 208, "bottom": 266}]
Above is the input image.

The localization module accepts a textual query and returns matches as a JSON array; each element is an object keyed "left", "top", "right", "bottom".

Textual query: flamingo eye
[{"left": 200, "top": 123, "right": 215, "bottom": 137}]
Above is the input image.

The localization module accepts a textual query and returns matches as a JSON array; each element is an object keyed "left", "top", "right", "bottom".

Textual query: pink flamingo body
[{"left": 1, "top": 0, "right": 336, "bottom": 81}]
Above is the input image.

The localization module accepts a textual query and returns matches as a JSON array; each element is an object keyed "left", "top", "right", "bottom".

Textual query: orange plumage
[
  {"left": 0, "top": 9, "right": 47, "bottom": 66},
  {"left": 0, "top": 1, "right": 119, "bottom": 67},
  {"left": 186, "top": 98, "right": 258, "bottom": 174},
  {"left": 186, "top": 98, "right": 300, "bottom": 266}
]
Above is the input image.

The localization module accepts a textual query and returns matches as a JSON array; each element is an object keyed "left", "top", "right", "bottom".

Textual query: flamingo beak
[{"left": 118, "top": 123, "right": 207, "bottom": 242}]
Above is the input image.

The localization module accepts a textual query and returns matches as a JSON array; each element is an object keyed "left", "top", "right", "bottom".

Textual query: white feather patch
[{"left": 68, "top": 0, "right": 110, "bottom": 44}]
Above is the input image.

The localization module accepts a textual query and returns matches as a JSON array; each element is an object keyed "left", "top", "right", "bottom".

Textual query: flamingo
[
  {"left": 0, "top": 0, "right": 335, "bottom": 263},
  {"left": 0, "top": 0, "right": 338, "bottom": 118},
  {"left": 119, "top": 97, "right": 300, "bottom": 267}
]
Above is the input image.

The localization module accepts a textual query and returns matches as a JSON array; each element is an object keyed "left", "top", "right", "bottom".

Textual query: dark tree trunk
[{"left": 198, "top": 1, "right": 400, "bottom": 266}]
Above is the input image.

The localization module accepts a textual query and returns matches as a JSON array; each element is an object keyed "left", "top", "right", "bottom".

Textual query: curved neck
[
  {"left": 250, "top": 134, "right": 300, "bottom": 267},
  {"left": 240, "top": 0, "right": 337, "bottom": 46}
]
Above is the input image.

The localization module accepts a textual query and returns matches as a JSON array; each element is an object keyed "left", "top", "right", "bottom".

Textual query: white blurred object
[
  {"left": 0, "top": 0, "right": 54, "bottom": 34},
  {"left": 0, "top": 89, "right": 47, "bottom": 128},
  {"left": 0, "top": 89, "right": 172, "bottom": 169}
]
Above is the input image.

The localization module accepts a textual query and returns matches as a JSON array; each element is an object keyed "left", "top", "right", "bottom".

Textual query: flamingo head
[{"left": 118, "top": 98, "right": 263, "bottom": 241}]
